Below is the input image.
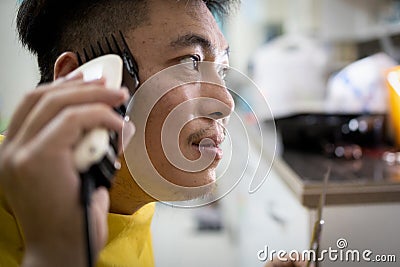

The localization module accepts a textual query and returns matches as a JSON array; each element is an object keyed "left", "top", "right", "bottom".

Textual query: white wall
[
  {"left": 224, "top": 0, "right": 268, "bottom": 73},
  {"left": 0, "top": 0, "right": 39, "bottom": 130},
  {"left": 224, "top": 0, "right": 319, "bottom": 74},
  {"left": 319, "top": 0, "right": 389, "bottom": 41}
]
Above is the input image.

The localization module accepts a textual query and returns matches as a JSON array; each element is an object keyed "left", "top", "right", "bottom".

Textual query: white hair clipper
[
  {"left": 73, "top": 32, "right": 140, "bottom": 267},
  {"left": 71, "top": 31, "right": 140, "bottom": 189},
  {"left": 71, "top": 54, "right": 124, "bottom": 188}
]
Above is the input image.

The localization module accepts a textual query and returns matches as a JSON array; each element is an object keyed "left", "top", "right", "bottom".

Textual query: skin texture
[
  {"left": 54, "top": 0, "right": 234, "bottom": 214},
  {"left": 124, "top": 0, "right": 234, "bottom": 203}
]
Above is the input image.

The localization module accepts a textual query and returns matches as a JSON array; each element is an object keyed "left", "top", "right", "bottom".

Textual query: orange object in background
[{"left": 386, "top": 66, "right": 400, "bottom": 149}]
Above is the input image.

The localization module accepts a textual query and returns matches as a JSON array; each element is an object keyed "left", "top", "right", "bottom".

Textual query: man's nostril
[{"left": 209, "top": 111, "right": 223, "bottom": 118}]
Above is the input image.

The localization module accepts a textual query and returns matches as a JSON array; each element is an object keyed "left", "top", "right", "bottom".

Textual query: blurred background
[
  {"left": 2, "top": 0, "right": 400, "bottom": 266},
  {"left": 0, "top": 1, "right": 38, "bottom": 132}
]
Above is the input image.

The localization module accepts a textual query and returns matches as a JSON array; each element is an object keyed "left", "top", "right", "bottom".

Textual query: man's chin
[
  {"left": 157, "top": 180, "right": 217, "bottom": 203},
  {"left": 132, "top": 171, "right": 217, "bottom": 203},
  {"left": 120, "top": 151, "right": 220, "bottom": 205}
]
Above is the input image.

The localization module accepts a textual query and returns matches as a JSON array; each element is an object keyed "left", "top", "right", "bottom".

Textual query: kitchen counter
[
  {"left": 251, "top": 119, "right": 400, "bottom": 208},
  {"left": 273, "top": 149, "right": 400, "bottom": 208}
]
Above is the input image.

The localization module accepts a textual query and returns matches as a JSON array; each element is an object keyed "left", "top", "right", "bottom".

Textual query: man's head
[
  {"left": 17, "top": 0, "right": 237, "bottom": 83},
  {"left": 17, "top": 0, "right": 238, "bottom": 208}
]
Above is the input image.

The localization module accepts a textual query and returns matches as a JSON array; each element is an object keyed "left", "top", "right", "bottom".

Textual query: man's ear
[{"left": 54, "top": 52, "right": 80, "bottom": 80}]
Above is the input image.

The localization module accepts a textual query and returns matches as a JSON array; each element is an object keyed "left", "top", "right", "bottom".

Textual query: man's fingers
[
  {"left": 265, "top": 259, "right": 309, "bottom": 267},
  {"left": 35, "top": 103, "right": 125, "bottom": 149},
  {"left": 91, "top": 187, "right": 110, "bottom": 252},
  {"left": 16, "top": 84, "right": 129, "bottom": 144},
  {"left": 6, "top": 74, "right": 87, "bottom": 139},
  {"left": 92, "top": 187, "right": 110, "bottom": 217},
  {"left": 52, "top": 71, "right": 84, "bottom": 86}
]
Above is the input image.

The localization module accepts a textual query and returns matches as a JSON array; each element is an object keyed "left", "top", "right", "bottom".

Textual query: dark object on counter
[
  {"left": 382, "top": 151, "right": 400, "bottom": 165},
  {"left": 195, "top": 204, "right": 223, "bottom": 232},
  {"left": 274, "top": 113, "right": 390, "bottom": 158}
]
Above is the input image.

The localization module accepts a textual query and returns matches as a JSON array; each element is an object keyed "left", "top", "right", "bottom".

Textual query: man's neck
[{"left": 109, "top": 158, "right": 154, "bottom": 215}]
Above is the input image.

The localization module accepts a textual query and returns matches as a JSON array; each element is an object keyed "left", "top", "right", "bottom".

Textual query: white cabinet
[
  {"left": 319, "top": 203, "right": 400, "bottom": 266},
  {"left": 226, "top": 167, "right": 310, "bottom": 266}
]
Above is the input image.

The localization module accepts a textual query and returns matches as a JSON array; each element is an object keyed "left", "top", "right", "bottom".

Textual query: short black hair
[{"left": 16, "top": 0, "right": 239, "bottom": 84}]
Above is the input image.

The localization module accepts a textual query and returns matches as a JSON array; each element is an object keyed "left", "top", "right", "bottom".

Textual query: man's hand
[
  {"left": 265, "top": 258, "right": 309, "bottom": 267},
  {"left": 0, "top": 73, "right": 131, "bottom": 267}
]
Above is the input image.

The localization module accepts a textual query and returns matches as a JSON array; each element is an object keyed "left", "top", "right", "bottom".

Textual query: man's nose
[
  {"left": 197, "top": 86, "right": 234, "bottom": 122},
  {"left": 196, "top": 66, "right": 234, "bottom": 121}
]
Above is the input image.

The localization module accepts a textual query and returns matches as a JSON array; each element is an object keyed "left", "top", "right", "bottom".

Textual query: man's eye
[{"left": 180, "top": 55, "right": 200, "bottom": 71}]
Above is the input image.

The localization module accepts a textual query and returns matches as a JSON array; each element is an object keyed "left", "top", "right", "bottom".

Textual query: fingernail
[
  {"left": 122, "top": 118, "right": 135, "bottom": 151},
  {"left": 85, "top": 77, "right": 105, "bottom": 84},
  {"left": 65, "top": 71, "right": 83, "bottom": 80},
  {"left": 120, "top": 87, "right": 130, "bottom": 101}
]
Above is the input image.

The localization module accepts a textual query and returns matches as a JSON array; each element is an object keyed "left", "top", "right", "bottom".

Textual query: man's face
[{"left": 123, "top": 0, "right": 234, "bottom": 199}]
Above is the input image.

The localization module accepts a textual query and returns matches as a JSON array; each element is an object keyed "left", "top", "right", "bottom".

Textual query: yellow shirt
[{"left": 0, "top": 135, "right": 155, "bottom": 267}]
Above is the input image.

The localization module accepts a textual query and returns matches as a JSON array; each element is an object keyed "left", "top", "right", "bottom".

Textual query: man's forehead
[
  {"left": 145, "top": 0, "right": 228, "bottom": 51},
  {"left": 170, "top": 33, "right": 229, "bottom": 59},
  {"left": 183, "top": 0, "right": 213, "bottom": 20},
  {"left": 146, "top": 0, "right": 209, "bottom": 20}
]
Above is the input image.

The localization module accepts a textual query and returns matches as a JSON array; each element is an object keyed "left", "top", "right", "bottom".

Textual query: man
[
  {"left": 0, "top": 0, "right": 236, "bottom": 266},
  {"left": 0, "top": 0, "right": 305, "bottom": 266}
]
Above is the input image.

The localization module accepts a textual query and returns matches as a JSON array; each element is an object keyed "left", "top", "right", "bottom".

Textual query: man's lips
[
  {"left": 192, "top": 134, "right": 223, "bottom": 146},
  {"left": 190, "top": 133, "right": 225, "bottom": 160},
  {"left": 191, "top": 143, "right": 223, "bottom": 160}
]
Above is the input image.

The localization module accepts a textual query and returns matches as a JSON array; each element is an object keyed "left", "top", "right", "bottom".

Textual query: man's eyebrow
[{"left": 170, "top": 33, "right": 229, "bottom": 57}]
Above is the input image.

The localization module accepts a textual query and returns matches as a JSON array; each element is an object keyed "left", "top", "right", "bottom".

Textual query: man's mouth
[{"left": 190, "top": 131, "right": 225, "bottom": 161}]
